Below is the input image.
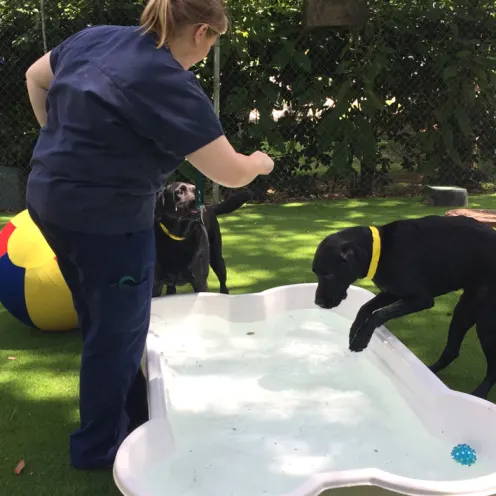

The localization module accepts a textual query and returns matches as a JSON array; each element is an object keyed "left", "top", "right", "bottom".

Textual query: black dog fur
[
  {"left": 312, "top": 214, "right": 496, "bottom": 399},
  {"left": 153, "top": 181, "right": 252, "bottom": 297}
]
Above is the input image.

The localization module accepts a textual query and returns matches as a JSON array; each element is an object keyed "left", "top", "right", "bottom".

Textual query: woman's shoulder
[
  {"left": 84, "top": 26, "right": 189, "bottom": 89},
  {"left": 61, "top": 25, "right": 206, "bottom": 104}
]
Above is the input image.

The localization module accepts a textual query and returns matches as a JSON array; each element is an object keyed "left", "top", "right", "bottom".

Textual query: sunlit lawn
[{"left": 1, "top": 194, "right": 496, "bottom": 495}]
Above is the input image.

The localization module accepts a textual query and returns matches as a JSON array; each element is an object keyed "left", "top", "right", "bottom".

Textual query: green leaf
[
  {"left": 332, "top": 140, "right": 351, "bottom": 172},
  {"left": 293, "top": 51, "right": 311, "bottom": 73},
  {"left": 317, "top": 110, "right": 341, "bottom": 138},
  {"left": 443, "top": 66, "right": 458, "bottom": 81},
  {"left": 480, "top": 56, "right": 496, "bottom": 70},
  {"left": 456, "top": 50, "right": 471, "bottom": 59},
  {"left": 364, "top": 88, "right": 385, "bottom": 113},
  {"left": 440, "top": 126, "right": 462, "bottom": 166},
  {"left": 272, "top": 46, "right": 293, "bottom": 69},
  {"left": 336, "top": 79, "right": 352, "bottom": 103},
  {"left": 335, "top": 61, "right": 352, "bottom": 74},
  {"left": 454, "top": 107, "right": 471, "bottom": 138},
  {"left": 354, "top": 117, "right": 377, "bottom": 165},
  {"left": 223, "top": 87, "right": 249, "bottom": 114},
  {"left": 474, "top": 68, "right": 488, "bottom": 92}
]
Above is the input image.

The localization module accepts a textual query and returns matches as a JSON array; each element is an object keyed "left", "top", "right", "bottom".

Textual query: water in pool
[{"left": 143, "top": 309, "right": 492, "bottom": 496}]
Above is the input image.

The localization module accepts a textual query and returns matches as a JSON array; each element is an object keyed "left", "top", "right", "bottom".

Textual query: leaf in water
[
  {"left": 14, "top": 459, "right": 25, "bottom": 476},
  {"left": 7, "top": 356, "right": 16, "bottom": 360}
]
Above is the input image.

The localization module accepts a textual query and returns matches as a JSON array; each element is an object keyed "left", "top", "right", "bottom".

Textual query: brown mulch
[{"left": 445, "top": 208, "right": 496, "bottom": 227}]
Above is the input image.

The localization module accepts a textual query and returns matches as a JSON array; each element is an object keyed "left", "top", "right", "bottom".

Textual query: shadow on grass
[
  {"left": 0, "top": 311, "right": 119, "bottom": 496},
  {"left": 2, "top": 194, "right": 496, "bottom": 494}
]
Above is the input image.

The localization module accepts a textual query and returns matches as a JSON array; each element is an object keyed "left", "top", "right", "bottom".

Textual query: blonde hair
[{"left": 140, "top": 0, "right": 228, "bottom": 48}]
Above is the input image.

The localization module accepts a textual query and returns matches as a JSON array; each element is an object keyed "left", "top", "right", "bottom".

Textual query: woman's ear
[{"left": 193, "top": 24, "right": 209, "bottom": 44}]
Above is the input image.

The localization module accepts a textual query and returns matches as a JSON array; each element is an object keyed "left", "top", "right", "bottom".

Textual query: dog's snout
[
  {"left": 314, "top": 285, "right": 347, "bottom": 310},
  {"left": 174, "top": 184, "right": 195, "bottom": 203},
  {"left": 175, "top": 184, "right": 185, "bottom": 197},
  {"left": 315, "top": 296, "right": 326, "bottom": 308},
  {"left": 314, "top": 287, "right": 330, "bottom": 309}
]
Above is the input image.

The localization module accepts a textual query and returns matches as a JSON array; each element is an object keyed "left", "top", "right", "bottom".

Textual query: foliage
[{"left": 1, "top": 0, "right": 496, "bottom": 200}]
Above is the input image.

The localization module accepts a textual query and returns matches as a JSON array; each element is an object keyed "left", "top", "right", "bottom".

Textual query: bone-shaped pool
[{"left": 113, "top": 283, "right": 496, "bottom": 496}]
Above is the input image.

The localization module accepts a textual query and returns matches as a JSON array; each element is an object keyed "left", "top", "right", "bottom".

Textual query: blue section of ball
[
  {"left": 0, "top": 253, "right": 34, "bottom": 328},
  {"left": 451, "top": 444, "right": 477, "bottom": 466}
]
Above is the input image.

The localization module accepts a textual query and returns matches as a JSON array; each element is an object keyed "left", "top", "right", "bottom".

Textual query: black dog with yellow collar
[
  {"left": 153, "top": 182, "right": 252, "bottom": 297},
  {"left": 312, "top": 214, "right": 496, "bottom": 399}
]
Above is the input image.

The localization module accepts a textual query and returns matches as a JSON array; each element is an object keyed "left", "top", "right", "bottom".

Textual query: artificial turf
[{"left": 1, "top": 195, "right": 496, "bottom": 495}]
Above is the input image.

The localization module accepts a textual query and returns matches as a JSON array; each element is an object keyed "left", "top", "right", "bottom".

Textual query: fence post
[
  {"left": 40, "top": 0, "right": 48, "bottom": 53},
  {"left": 212, "top": 37, "right": 221, "bottom": 204}
]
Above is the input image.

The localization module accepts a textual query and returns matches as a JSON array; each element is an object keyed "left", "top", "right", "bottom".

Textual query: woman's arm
[
  {"left": 186, "top": 136, "right": 274, "bottom": 188},
  {"left": 25, "top": 52, "right": 55, "bottom": 127}
]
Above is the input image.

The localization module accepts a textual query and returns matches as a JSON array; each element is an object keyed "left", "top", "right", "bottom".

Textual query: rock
[{"left": 423, "top": 185, "right": 468, "bottom": 207}]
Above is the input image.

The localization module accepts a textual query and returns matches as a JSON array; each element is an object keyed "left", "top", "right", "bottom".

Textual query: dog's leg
[
  {"left": 428, "top": 291, "right": 476, "bottom": 374},
  {"left": 350, "top": 292, "right": 400, "bottom": 337},
  {"left": 471, "top": 288, "right": 496, "bottom": 399},
  {"left": 349, "top": 296, "right": 435, "bottom": 352},
  {"left": 208, "top": 219, "right": 229, "bottom": 294},
  {"left": 210, "top": 250, "right": 228, "bottom": 294},
  {"left": 472, "top": 326, "right": 496, "bottom": 399},
  {"left": 152, "top": 280, "right": 164, "bottom": 298},
  {"left": 165, "top": 285, "right": 177, "bottom": 296}
]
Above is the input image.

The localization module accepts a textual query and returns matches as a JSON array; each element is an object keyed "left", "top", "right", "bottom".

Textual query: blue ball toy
[{"left": 451, "top": 444, "right": 477, "bottom": 467}]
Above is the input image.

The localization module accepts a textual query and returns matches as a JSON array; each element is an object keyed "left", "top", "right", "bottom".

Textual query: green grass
[{"left": 2, "top": 195, "right": 496, "bottom": 495}]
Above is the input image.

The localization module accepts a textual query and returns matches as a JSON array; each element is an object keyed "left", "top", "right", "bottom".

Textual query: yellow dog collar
[
  {"left": 159, "top": 222, "right": 185, "bottom": 241},
  {"left": 366, "top": 226, "right": 381, "bottom": 279}
]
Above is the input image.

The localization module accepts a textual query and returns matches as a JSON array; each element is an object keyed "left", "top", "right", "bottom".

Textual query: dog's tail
[{"left": 211, "top": 190, "right": 253, "bottom": 216}]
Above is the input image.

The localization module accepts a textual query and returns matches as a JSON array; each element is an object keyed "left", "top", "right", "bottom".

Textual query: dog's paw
[
  {"left": 349, "top": 336, "right": 368, "bottom": 353},
  {"left": 348, "top": 319, "right": 376, "bottom": 352},
  {"left": 349, "top": 318, "right": 365, "bottom": 336}
]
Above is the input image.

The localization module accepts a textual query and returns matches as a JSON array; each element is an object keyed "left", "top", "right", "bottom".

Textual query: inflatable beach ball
[{"left": 0, "top": 210, "right": 77, "bottom": 332}]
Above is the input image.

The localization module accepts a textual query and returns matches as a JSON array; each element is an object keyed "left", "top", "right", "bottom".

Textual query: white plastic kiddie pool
[{"left": 113, "top": 283, "right": 496, "bottom": 496}]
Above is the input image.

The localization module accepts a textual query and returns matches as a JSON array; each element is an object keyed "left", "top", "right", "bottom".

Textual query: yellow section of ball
[{"left": 7, "top": 210, "right": 77, "bottom": 332}]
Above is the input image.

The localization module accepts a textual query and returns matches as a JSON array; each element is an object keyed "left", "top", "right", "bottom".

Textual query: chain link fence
[{"left": 2, "top": 0, "right": 496, "bottom": 211}]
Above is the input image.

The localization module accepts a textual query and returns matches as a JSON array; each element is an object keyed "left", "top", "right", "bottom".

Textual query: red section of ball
[{"left": 0, "top": 221, "right": 16, "bottom": 259}]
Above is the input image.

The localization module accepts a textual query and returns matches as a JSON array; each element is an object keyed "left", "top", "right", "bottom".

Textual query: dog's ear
[
  {"left": 163, "top": 186, "right": 176, "bottom": 207},
  {"left": 340, "top": 243, "right": 368, "bottom": 271},
  {"left": 339, "top": 243, "right": 355, "bottom": 263}
]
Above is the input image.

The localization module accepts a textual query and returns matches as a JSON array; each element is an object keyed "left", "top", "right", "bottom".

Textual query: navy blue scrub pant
[{"left": 27, "top": 204, "right": 155, "bottom": 470}]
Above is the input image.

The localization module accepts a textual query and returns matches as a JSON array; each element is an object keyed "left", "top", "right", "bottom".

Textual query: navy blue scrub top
[{"left": 26, "top": 25, "right": 224, "bottom": 235}]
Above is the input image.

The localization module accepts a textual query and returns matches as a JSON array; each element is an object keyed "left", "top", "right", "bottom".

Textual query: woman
[{"left": 24, "top": 0, "right": 274, "bottom": 470}]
